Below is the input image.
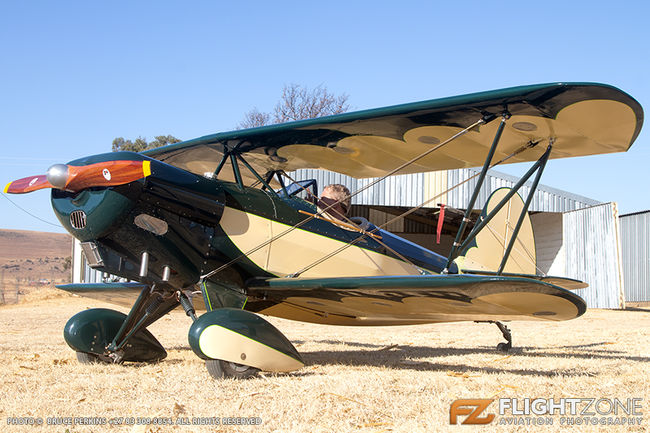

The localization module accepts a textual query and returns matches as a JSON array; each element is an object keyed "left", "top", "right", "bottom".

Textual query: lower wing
[
  {"left": 57, "top": 275, "right": 587, "bottom": 327},
  {"left": 459, "top": 270, "right": 588, "bottom": 291},
  {"left": 57, "top": 283, "right": 148, "bottom": 308},
  {"left": 246, "top": 274, "right": 586, "bottom": 326}
]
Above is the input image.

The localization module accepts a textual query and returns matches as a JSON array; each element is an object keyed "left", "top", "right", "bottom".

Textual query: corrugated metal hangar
[
  {"left": 291, "top": 168, "right": 626, "bottom": 309},
  {"left": 73, "top": 167, "right": 648, "bottom": 309},
  {"left": 620, "top": 210, "right": 650, "bottom": 306}
]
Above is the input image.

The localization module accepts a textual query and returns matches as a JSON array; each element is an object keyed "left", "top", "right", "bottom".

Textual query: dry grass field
[{"left": 1, "top": 290, "right": 648, "bottom": 433}]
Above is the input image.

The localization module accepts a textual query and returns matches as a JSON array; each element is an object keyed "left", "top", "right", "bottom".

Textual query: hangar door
[{"left": 563, "top": 203, "right": 625, "bottom": 309}]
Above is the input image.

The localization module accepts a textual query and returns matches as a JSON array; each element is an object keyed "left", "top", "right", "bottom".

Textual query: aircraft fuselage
[{"left": 51, "top": 152, "right": 455, "bottom": 309}]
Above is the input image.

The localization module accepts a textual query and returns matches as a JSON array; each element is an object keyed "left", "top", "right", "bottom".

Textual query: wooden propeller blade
[
  {"left": 65, "top": 160, "right": 151, "bottom": 191},
  {"left": 4, "top": 160, "right": 151, "bottom": 194},
  {"left": 4, "top": 175, "right": 53, "bottom": 194}
]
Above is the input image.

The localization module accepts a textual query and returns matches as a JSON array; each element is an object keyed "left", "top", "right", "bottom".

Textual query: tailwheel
[
  {"left": 205, "top": 359, "right": 260, "bottom": 380},
  {"left": 494, "top": 321, "right": 512, "bottom": 352},
  {"left": 496, "top": 342, "right": 512, "bottom": 352},
  {"left": 475, "top": 320, "right": 513, "bottom": 352}
]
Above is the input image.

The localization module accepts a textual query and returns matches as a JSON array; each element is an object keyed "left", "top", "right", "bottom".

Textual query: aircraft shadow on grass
[
  {"left": 91, "top": 340, "right": 648, "bottom": 379},
  {"left": 294, "top": 340, "right": 649, "bottom": 378}
]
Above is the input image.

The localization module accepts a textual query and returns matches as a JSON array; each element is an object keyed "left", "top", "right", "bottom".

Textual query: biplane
[{"left": 5, "top": 83, "right": 643, "bottom": 379}]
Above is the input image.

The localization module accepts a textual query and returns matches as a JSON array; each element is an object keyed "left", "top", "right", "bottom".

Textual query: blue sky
[{"left": 1, "top": 1, "right": 649, "bottom": 233}]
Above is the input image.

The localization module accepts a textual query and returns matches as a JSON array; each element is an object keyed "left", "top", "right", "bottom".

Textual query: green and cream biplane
[{"left": 5, "top": 82, "right": 643, "bottom": 378}]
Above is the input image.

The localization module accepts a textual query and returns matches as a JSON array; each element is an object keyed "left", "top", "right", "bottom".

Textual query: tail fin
[{"left": 457, "top": 187, "right": 537, "bottom": 274}]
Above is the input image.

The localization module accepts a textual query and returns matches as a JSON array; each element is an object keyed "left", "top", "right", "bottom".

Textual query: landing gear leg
[
  {"left": 64, "top": 284, "right": 179, "bottom": 365},
  {"left": 103, "top": 285, "right": 179, "bottom": 362},
  {"left": 178, "top": 291, "right": 260, "bottom": 379}
]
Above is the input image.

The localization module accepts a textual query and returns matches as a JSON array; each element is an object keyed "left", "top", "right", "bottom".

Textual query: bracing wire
[
  {"left": 288, "top": 141, "right": 543, "bottom": 277},
  {"left": 0, "top": 192, "right": 60, "bottom": 228}
]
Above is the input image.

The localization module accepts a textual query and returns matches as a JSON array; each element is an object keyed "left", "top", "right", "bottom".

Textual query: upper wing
[
  {"left": 245, "top": 274, "right": 587, "bottom": 326},
  {"left": 144, "top": 83, "right": 643, "bottom": 181}
]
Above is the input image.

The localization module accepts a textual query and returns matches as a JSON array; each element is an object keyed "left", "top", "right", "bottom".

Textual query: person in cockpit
[{"left": 317, "top": 184, "right": 351, "bottom": 222}]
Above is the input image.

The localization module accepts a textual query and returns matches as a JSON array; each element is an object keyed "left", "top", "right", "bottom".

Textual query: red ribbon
[{"left": 436, "top": 204, "right": 445, "bottom": 244}]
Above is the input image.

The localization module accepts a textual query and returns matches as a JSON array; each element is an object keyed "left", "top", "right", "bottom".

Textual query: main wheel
[
  {"left": 76, "top": 351, "right": 102, "bottom": 364},
  {"left": 76, "top": 351, "right": 118, "bottom": 364},
  {"left": 205, "top": 359, "right": 259, "bottom": 379}
]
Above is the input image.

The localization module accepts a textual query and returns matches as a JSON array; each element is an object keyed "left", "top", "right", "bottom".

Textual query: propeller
[{"left": 4, "top": 160, "right": 151, "bottom": 194}]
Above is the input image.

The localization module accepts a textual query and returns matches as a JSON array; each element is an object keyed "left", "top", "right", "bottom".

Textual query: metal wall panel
[
  {"left": 292, "top": 168, "right": 599, "bottom": 212},
  {"left": 72, "top": 239, "right": 84, "bottom": 284},
  {"left": 446, "top": 169, "right": 600, "bottom": 212},
  {"left": 620, "top": 211, "right": 650, "bottom": 302},
  {"left": 530, "top": 212, "right": 564, "bottom": 276},
  {"left": 84, "top": 266, "right": 104, "bottom": 283},
  {"left": 562, "top": 203, "right": 625, "bottom": 309},
  {"left": 423, "top": 170, "right": 448, "bottom": 206}
]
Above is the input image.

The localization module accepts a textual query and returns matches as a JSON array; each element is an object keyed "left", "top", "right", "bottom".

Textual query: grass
[{"left": 1, "top": 291, "right": 648, "bottom": 432}]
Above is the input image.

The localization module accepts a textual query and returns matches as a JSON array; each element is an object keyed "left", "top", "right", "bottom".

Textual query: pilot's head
[{"left": 319, "top": 184, "right": 351, "bottom": 221}]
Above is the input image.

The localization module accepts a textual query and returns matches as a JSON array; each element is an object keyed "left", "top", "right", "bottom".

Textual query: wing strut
[
  {"left": 445, "top": 142, "right": 553, "bottom": 274},
  {"left": 279, "top": 136, "right": 549, "bottom": 279},
  {"left": 446, "top": 114, "right": 509, "bottom": 268}
]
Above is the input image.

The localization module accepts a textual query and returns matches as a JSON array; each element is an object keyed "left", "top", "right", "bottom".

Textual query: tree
[
  {"left": 112, "top": 135, "right": 181, "bottom": 152},
  {"left": 238, "top": 108, "right": 271, "bottom": 129},
  {"left": 239, "top": 84, "right": 349, "bottom": 129},
  {"left": 111, "top": 137, "right": 148, "bottom": 152}
]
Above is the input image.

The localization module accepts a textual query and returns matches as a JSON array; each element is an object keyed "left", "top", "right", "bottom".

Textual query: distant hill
[{"left": 0, "top": 229, "right": 72, "bottom": 285}]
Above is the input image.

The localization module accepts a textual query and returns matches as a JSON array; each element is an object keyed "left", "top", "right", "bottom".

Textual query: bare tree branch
[
  {"left": 238, "top": 84, "right": 349, "bottom": 128},
  {"left": 238, "top": 108, "right": 272, "bottom": 129}
]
